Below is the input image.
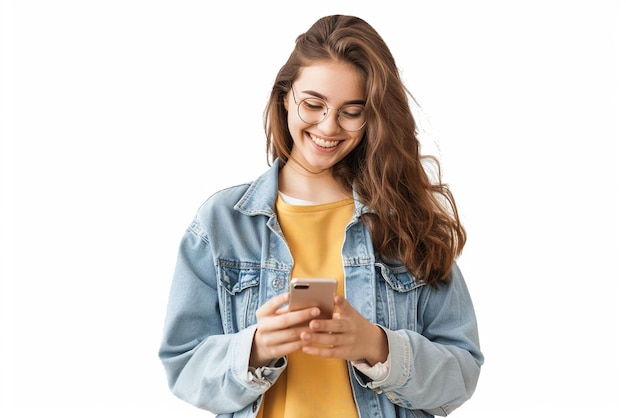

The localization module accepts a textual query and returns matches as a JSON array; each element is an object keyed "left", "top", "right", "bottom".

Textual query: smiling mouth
[{"left": 310, "top": 134, "right": 339, "bottom": 148}]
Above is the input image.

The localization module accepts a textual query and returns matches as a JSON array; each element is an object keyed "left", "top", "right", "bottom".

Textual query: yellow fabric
[{"left": 258, "top": 195, "right": 358, "bottom": 418}]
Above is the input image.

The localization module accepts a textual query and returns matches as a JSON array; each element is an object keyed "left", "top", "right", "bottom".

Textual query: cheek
[
  {"left": 348, "top": 134, "right": 365, "bottom": 149},
  {"left": 286, "top": 111, "right": 300, "bottom": 138},
  {"left": 287, "top": 108, "right": 309, "bottom": 137}
]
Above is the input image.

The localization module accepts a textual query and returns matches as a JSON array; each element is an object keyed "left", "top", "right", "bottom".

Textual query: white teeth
[{"left": 311, "top": 134, "right": 339, "bottom": 148}]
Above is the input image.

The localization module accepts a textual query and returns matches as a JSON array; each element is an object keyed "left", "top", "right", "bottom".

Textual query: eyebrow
[{"left": 301, "top": 89, "right": 366, "bottom": 106}]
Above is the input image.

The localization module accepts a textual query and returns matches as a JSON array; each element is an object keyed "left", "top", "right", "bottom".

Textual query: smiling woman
[
  {"left": 2, "top": 1, "right": 619, "bottom": 417},
  {"left": 280, "top": 61, "right": 368, "bottom": 199},
  {"left": 158, "top": 14, "right": 483, "bottom": 418}
]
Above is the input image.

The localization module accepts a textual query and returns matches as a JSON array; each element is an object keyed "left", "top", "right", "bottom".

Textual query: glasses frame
[{"left": 290, "top": 85, "right": 366, "bottom": 132}]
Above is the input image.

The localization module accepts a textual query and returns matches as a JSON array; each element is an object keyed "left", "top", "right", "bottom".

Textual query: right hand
[{"left": 250, "top": 292, "right": 321, "bottom": 368}]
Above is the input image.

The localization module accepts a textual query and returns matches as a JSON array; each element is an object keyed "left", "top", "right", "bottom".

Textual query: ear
[{"left": 283, "top": 90, "right": 290, "bottom": 111}]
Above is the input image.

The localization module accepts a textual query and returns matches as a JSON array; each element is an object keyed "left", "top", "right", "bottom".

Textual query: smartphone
[{"left": 288, "top": 278, "right": 338, "bottom": 319}]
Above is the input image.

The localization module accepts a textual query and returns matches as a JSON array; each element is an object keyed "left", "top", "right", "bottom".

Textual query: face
[{"left": 284, "top": 60, "right": 366, "bottom": 173}]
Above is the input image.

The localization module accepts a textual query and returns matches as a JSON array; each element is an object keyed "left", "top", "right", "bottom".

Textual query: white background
[{"left": 1, "top": 1, "right": 623, "bottom": 417}]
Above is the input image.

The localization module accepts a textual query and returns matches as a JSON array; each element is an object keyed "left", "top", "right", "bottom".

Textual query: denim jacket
[{"left": 159, "top": 161, "right": 483, "bottom": 417}]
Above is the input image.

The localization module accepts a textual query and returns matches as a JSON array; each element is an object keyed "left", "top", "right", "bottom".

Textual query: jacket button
[
  {"left": 252, "top": 400, "right": 258, "bottom": 412},
  {"left": 272, "top": 278, "right": 284, "bottom": 290}
]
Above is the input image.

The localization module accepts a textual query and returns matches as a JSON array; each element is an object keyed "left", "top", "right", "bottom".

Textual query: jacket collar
[
  {"left": 233, "top": 159, "right": 281, "bottom": 217},
  {"left": 234, "top": 158, "right": 368, "bottom": 217}
]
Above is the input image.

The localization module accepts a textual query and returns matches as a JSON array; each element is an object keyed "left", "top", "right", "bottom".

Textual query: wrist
[
  {"left": 364, "top": 324, "right": 389, "bottom": 366},
  {"left": 250, "top": 330, "right": 272, "bottom": 369}
]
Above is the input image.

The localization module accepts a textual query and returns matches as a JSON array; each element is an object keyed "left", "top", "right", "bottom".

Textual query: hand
[
  {"left": 250, "top": 292, "right": 322, "bottom": 368},
  {"left": 300, "top": 295, "right": 389, "bottom": 366}
]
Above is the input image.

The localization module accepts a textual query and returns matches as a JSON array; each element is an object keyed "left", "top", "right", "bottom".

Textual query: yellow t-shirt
[{"left": 258, "top": 195, "right": 358, "bottom": 418}]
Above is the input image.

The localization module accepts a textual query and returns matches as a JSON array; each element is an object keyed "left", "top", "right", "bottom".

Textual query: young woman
[{"left": 159, "top": 15, "right": 483, "bottom": 418}]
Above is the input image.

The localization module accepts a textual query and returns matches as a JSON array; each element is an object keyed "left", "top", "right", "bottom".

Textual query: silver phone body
[{"left": 288, "top": 278, "right": 337, "bottom": 319}]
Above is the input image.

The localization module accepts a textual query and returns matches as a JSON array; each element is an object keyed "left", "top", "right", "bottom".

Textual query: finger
[
  {"left": 272, "top": 340, "right": 308, "bottom": 358},
  {"left": 301, "top": 343, "right": 348, "bottom": 359},
  {"left": 283, "top": 307, "right": 321, "bottom": 329},
  {"left": 301, "top": 330, "right": 339, "bottom": 346},
  {"left": 334, "top": 294, "right": 346, "bottom": 305},
  {"left": 258, "top": 325, "right": 310, "bottom": 347},
  {"left": 256, "top": 292, "right": 289, "bottom": 317},
  {"left": 333, "top": 295, "right": 350, "bottom": 314},
  {"left": 309, "top": 318, "right": 346, "bottom": 333},
  {"left": 254, "top": 327, "right": 310, "bottom": 361},
  {"left": 260, "top": 307, "right": 321, "bottom": 332}
]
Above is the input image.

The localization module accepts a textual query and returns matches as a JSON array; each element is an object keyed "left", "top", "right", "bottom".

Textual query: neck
[{"left": 279, "top": 159, "right": 351, "bottom": 203}]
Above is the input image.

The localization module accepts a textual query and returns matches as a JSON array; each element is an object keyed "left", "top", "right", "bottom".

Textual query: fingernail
[{"left": 311, "top": 308, "right": 320, "bottom": 317}]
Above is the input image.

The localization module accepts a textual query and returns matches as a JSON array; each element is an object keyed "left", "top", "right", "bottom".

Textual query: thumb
[{"left": 333, "top": 295, "right": 350, "bottom": 316}]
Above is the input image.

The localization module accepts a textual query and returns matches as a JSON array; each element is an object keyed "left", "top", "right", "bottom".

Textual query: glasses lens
[
  {"left": 297, "top": 98, "right": 365, "bottom": 131},
  {"left": 338, "top": 106, "right": 366, "bottom": 131},
  {"left": 297, "top": 98, "right": 326, "bottom": 124}
]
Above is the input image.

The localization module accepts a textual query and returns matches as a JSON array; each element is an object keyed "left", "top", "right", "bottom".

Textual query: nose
[{"left": 316, "top": 108, "right": 342, "bottom": 134}]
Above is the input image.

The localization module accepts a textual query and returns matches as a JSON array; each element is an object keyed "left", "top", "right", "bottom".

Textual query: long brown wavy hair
[{"left": 264, "top": 15, "right": 466, "bottom": 288}]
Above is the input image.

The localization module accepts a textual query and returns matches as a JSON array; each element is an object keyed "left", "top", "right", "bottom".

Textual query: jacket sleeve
[
  {"left": 158, "top": 222, "right": 285, "bottom": 414},
  {"left": 352, "top": 264, "right": 483, "bottom": 416}
]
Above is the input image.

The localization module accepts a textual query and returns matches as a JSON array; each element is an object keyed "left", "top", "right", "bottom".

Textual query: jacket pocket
[
  {"left": 216, "top": 260, "right": 261, "bottom": 333},
  {"left": 375, "top": 262, "right": 424, "bottom": 331}
]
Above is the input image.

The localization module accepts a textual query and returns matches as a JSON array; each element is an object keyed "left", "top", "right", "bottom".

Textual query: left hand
[{"left": 300, "top": 295, "right": 389, "bottom": 365}]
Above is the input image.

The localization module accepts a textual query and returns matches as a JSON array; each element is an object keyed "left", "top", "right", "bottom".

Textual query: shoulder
[
  {"left": 183, "top": 182, "right": 254, "bottom": 244},
  {"left": 188, "top": 164, "right": 280, "bottom": 237},
  {"left": 419, "top": 262, "right": 476, "bottom": 317},
  {"left": 195, "top": 182, "right": 253, "bottom": 221}
]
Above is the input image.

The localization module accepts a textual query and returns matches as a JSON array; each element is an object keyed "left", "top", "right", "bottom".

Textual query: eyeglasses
[{"left": 291, "top": 85, "right": 366, "bottom": 132}]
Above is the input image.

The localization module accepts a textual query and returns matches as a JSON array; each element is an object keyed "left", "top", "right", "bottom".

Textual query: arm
[
  {"left": 158, "top": 222, "right": 284, "bottom": 414},
  {"left": 358, "top": 264, "right": 483, "bottom": 415},
  {"left": 298, "top": 265, "right": 482, "bottom": 414}
]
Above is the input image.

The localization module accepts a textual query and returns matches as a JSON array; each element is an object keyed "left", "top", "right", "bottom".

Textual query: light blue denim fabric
[{"left": 159, "top": 160, "right": 483, "bottom": 418}]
